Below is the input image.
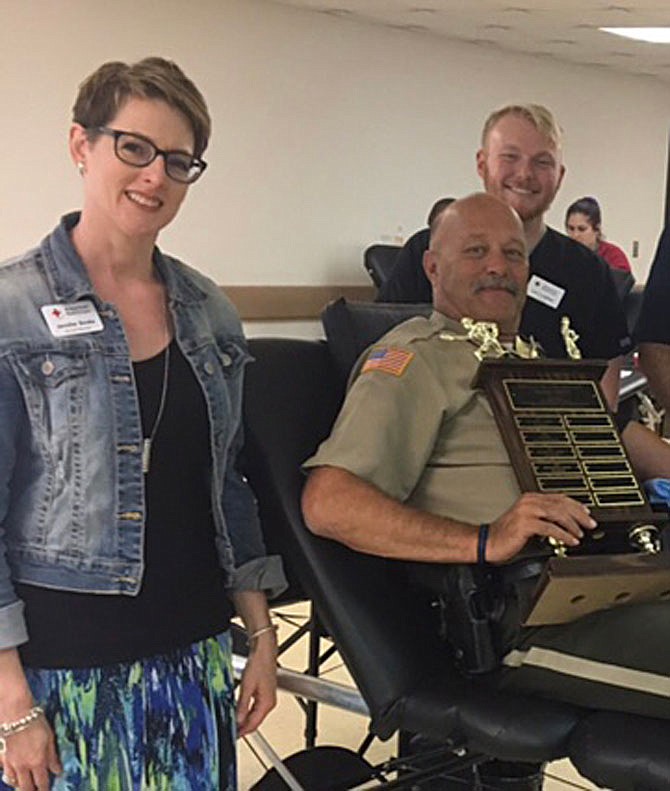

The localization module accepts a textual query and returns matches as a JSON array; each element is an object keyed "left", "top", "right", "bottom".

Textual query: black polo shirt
[
  {"left": 522, "top": 228, "right": 632, "bottom": 359},
  {"left": 377, "top": 227, "right": 431, "bottom": 303}
]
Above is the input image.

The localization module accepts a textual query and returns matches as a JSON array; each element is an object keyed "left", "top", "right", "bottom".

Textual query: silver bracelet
[
  {"left": 248, "top": 624, "right": 278, "bottom": 642},
  {"left": 0, "top": 705, "right": 44, "bottom": 737}
]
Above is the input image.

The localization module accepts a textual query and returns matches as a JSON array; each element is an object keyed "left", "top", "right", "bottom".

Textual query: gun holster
[
  {"left": 436, "top": 564, "right": 504, "bottom": 675},
  {"left": 408, "top": 560, "right": 543, "bottom": 676}
]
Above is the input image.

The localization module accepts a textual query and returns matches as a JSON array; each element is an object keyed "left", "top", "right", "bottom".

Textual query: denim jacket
[{"left": 0, "top": 213, "right": 285, "bottom": 648}]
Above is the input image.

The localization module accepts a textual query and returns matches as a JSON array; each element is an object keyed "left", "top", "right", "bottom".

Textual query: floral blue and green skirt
[{"left": 7, "top": 632, "right": 236, "bottom": 791}]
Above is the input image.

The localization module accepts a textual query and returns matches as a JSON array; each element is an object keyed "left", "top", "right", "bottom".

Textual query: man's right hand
[{"left": 487, "top": 492, "right": 597, "bottom": 564}]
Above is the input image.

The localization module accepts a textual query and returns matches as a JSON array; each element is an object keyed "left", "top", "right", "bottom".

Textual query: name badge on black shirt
[{"left": 527, "top": 275, "right": 565, "bottom": 310}]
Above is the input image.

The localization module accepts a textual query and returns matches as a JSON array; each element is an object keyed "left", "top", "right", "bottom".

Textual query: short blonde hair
[
  {"left": 481, "top": 104, "right": 563, "bottom": 150},
  {"left": 73, "top": 57, "right": 211, "bottom": 157}
]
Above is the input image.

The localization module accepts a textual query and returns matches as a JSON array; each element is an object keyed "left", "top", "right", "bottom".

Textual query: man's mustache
[{"left": 474, "top": 275, "right": 520, "bottom": 296}]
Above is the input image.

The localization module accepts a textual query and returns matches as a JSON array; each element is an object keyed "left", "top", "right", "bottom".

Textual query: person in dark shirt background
[{"left": 377, "top": 197, "right": 454, "bottom": 303}]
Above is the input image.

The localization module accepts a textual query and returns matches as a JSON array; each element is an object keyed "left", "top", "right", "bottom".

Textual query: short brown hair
[
  {"left": 481, "top": 104, "right": 562, "bottom": 150},
  {"left": 72, "top": 57, "right": 211, "bottom": 157}
]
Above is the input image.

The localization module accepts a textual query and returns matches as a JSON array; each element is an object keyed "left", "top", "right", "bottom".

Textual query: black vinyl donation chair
[
  {"left": 241, "top": 302, "right": 670, "bottom": 790},
  {"left": 363, "top": 243, "right": 401, "bottom": 289}
]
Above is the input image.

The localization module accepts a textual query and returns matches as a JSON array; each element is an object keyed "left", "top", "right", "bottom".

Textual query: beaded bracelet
[
  {"left": 248, "top": 624, "right": 278, "bottom": 642},
  {"left": 0, "top": 705, "right": 44, "bottom": 738}
]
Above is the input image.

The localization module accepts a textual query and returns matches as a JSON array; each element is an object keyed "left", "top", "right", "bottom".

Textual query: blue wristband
[{"left": 477, "top": 523, "right": 489, "bottom": 566}]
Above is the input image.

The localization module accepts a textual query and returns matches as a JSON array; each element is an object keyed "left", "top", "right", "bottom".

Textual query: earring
[{"left": 77, "top": 161, "right": 85, "bottom": 176}]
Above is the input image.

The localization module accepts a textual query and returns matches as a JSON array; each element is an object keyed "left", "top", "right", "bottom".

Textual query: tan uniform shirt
[{"left": 305, "top": 312, "right": 521, "bottom": 525}]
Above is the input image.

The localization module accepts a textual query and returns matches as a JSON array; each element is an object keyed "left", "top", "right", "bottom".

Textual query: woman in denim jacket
[{"left": 0, "top": 58, "right": 285, "bottom": 790}]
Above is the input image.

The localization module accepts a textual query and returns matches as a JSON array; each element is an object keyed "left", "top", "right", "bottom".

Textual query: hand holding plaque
[{"left": 471, "top": 327, "right": 669, "bottom": 626}]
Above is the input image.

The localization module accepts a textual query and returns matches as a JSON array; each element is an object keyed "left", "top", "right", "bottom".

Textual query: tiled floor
[{"left": 236, "top": 604, "right": 605, "bottom": 790}]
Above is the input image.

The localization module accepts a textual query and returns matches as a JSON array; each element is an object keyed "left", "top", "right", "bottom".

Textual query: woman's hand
[
  {"left": 0, "top": 716, "right": 61, "bottom": 791},
  {"left": 0, "top": 649, "right": 61, "bottom": 790},
  {"left": 236, "top": 633, "right": 278, "bottom": 737},
  {"left": 230, "top": 590, "right": 279, "bottom": 738}
]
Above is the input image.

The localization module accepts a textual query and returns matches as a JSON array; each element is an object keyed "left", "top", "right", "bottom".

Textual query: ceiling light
[{"left": 600, "top": 27, "right": 670, "bottom": 44}]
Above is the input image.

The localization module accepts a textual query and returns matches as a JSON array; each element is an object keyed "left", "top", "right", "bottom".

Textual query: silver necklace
[{"left": 142, "top": 344, "right": 170, "bottom": 474}]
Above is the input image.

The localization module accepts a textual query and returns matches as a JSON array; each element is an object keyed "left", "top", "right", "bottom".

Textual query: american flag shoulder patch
[{"left": 361, "top": 346, "right": 414, "bottom": 377}]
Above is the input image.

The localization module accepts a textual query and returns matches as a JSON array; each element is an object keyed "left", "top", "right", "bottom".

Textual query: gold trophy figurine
[
  {"left": 442, "top": 319, "right": 540, "bottom": 362},
  {"left": 560, "top": 316, "right": 582, "bottom": 360},
  {"left": 461, "top": 318, "right": 506, "bottom": 361},
  {"left": 514, "top": 335, "right": 541, "bottom": 359}
]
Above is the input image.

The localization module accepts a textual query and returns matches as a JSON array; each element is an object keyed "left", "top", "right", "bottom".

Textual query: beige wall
[{"left": 1, "top": 0, "right": 669, "bottom": 294}]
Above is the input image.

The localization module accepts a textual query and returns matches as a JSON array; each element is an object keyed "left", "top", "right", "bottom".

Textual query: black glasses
[{"left": 92, "top": 127, "right": 207, "bottom": 184}]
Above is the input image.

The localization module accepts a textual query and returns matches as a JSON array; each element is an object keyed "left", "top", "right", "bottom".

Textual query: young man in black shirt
[{"left": 380, "top": 104, "right": 631, "bottom": 411}]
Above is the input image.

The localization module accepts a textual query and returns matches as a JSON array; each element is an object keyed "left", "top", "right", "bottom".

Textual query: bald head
[
  {"left": 423, "top": 192, "right": 529, "bottom": 335},
  {"left": 431, "top": 193, "right": 524, "bottom": 249}
]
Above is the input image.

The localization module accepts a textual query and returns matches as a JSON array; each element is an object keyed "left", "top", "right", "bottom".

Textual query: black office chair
[
  {"left": 624, "top": 283, "right": 645, "bottom": 336},
  {"left": 610, "top": 267, "right": 636, "bottom": 303},
  {"left": 363, "top": 244, "right": 401, "bottom": 289},
  {"left": 242, "top": 337, "right": 577, "bottom": 786},
  {"left": 321, "top": 297, "right": 431, "bottom": 383}
]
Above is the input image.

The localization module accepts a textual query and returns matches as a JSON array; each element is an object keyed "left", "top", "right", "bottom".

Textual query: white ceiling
[{"left": 268, "top": 1, "right": 670, "bottom": 84}]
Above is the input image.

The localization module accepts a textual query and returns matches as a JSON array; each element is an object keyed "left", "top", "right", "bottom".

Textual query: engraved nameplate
[{"left": 472, "top": 358, "right": 661, "bottom": 536}]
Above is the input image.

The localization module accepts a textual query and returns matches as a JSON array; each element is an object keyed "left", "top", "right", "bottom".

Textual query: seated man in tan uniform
[{"left": 302, "top": 193, "right": 670, "bottom": 735}]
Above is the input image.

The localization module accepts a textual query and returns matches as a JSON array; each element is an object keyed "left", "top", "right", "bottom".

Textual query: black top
[
  {"left": 377, "top": 228, "right": 431, "bottom": 303},
  {"left": 18, "top": 340, "right": 232, "bottom": 668},
  {"left": 375, "top": 226, "right": 631, "bottom": 361},
  {"left": 521, "top": 228, "right": 631, "bottom": 360},
  {"left": 635, "top": 227, "right": 670, "bottom": 344}
]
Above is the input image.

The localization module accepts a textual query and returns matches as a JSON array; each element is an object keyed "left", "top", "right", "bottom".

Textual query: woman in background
[
  {"left": 0, "top": 57, "right": 285, "bottom": 790},
  {"left": 565, "top": 195, "right": 632, "bottom": 273}
]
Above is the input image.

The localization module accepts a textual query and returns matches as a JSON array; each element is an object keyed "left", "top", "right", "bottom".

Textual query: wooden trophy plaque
[{"left": 472, "top": 357, "right": 670, "bottom": 626}]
